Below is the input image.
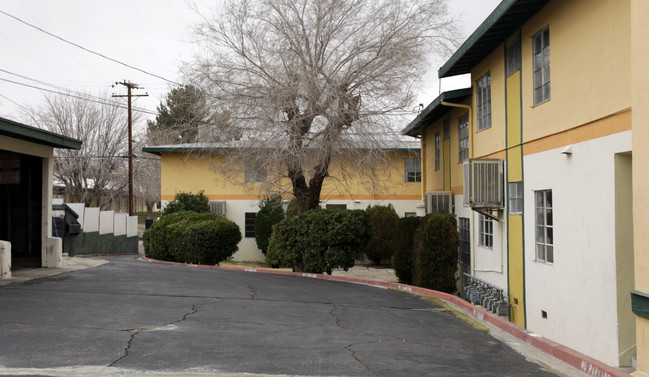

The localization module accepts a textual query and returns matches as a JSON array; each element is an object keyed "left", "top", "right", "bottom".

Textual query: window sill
[
  {"left": 533, "top": 259, "right": 554, "bottom": 265},
  {"left": 532, "top": 98, "right": 551, "bottom": 108}
]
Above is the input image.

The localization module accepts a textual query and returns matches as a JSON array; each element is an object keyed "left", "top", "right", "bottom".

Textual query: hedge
[
  {"left": 365, "top": 204, "right": 399, "bottom": 265},
  {"left": 266, "top": 208, "right": 371, "bottom": 274},
  {"left": 254, "top": 196, "right": 285, "bottom": 255},
  {"left": 412, "top": 213, "right": 459, "bottom": 293},
  {"left": 392, "top": 216, "right": 424, "bottom": 285},
  {"left": 143, "top": 211, "right": 242, "bottom": 265}
]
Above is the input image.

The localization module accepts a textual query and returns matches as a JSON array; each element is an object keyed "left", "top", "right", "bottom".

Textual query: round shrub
[
  {"left": 392, "top": 216, "right": 424, "bottom": 285},
  {"left": 413, "top": 213, "right": 459, "bottom": 293},
  {"left": 266, "top": 208, "right": 371, "bottom": 274},
  {"left": 254, "top": 195, "right": 285, "bottom": 254},
  {"left": 365, "top": 204, "right": 399, "bottom": 265},
  {"left": 144, "top": 211, "right": 241, "bottom": 265},
  {"left": 162, "top": 191, "right": 210, "bottom": 216}
]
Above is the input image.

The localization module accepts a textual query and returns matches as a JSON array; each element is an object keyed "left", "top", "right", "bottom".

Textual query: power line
[
  {"left": 0, "top": 9, "right": 181, "bottom": 86},
  {"left": 0, "top": 68, "right": 154, "bottom": 114},
  {"left": 0, "top": 76, "right": 157, "bottom": 115}
]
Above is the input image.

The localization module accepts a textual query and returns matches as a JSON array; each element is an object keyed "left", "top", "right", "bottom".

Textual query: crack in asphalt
[
  {"left": 247, "top": 285, "right": 258, "bottom": 300},
  {"left": 108, "top": 303, "right": 202, "bottom": 368}
]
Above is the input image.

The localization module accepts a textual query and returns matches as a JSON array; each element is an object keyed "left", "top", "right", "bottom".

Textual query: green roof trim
[
  {"left": 632, "top": 291, "right": 649, "bottom": 320},
  {"left": 0, "top": 117, "right": 82, "bottom": 150},
  {"left": 401, "top": 88, "right": 472, "bottom": 137},
  {"left": 439, "top": 0, "right": 550, "bottom": 78}
]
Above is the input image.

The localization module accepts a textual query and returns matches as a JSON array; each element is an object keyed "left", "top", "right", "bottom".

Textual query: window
[
  {"left": 533, "top": 26, "right": 550, "bottom": 105},
  {"left": 404, "top": 212, "right": 417, "bottom": 218},
  {"left": 245, "top": 161, "right": 267, "bottom": 183},
  {"left": 535, "top": 190, "right": 553, "bottom": 263},
  {"left": 405, "top": 157, "right": 421, "bottom": 182},
  {"left": 508, "top": 181, "right": 523, "bottom": 214},
  {"left": 458, "top": 113, "right": 469, "bottom": 163},
  {"left": 476, "top": 72, "right": 492, "bottom": 131},
  {"left": 434, "top": 132, "right": 440, "bottom": 171},
  {"left": 459, "top": 217, "right": 470, "bottom": 266},
  {"left": 506, "top": 36, "right": 521, "bottom": 77},
  {"left": 325, "top": 204, "right": 346, "bottom": 210},
  {"left": 478, "top": 214, "right": 493, "bottom": 248},
  {"left": 244, "top": 212, "right": 256, "bottom": 238}
]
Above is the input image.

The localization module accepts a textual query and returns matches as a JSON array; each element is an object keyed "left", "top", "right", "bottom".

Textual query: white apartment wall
[
  {"left": 523, "top": 131, "right": 631, "bottom": 366},
  {"left": 454, "top": 195, "right": 508, "bottom": 293}
]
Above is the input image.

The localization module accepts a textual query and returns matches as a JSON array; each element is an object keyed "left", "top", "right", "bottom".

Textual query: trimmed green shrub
[
  {"left": 392, "top": 216, "right": 424, "bottom": 285},
  {"left": 254, "top": 195, "right": 285, "bottom": 254},
  {"left": 365, "top": 204, "right": 399, "bottom": 265},
  {"left": 162, "top": 191, "right": 210, "bottom": 216},
  {"left": 285, "top": 199, "right": 299, "bottom": 218},
  {"left": 413, "top": 213, "right": 459, "bottom": 293},
  {"left": 266, "top": 209, "right": 371, "bottom": 274},
  {"left": 143, "top": 211, "right": 241, "bottom": 265}
]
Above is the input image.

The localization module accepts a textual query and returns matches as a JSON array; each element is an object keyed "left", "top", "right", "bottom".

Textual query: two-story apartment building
[
  {"left": 143, "top": 141, "right": 422, "bottom": 262},
  {"left": 403, "top": 0, "right": 648, "bottom": 372}
]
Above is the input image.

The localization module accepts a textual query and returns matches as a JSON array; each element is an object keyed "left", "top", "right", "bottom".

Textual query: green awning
[{"left": 0, "top": 117, "right": 81, "bottom": 150}]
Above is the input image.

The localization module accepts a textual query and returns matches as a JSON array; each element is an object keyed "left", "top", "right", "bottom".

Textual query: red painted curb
[{"left": 140, "top": 256, "right": 631, "bottom": 377}]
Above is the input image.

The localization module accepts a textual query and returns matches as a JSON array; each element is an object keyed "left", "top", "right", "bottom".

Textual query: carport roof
[{"left": 0, "top": 117, "right": 82, "bottom": 149}]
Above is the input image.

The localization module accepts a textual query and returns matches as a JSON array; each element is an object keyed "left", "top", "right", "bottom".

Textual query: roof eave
[
  {"left": 0, "top": 117, "right": 82, "bottom": 150},
  {"left": 401, "top": 88, "right": 472, "bottom": 137},
  {"left": 438, "top": 0, "right": 550, "bottom": 78}
]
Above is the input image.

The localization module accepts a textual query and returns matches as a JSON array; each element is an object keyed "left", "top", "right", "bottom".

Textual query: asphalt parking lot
[{"left": 0, "top": 255, "right": 561, "bottom": 377}]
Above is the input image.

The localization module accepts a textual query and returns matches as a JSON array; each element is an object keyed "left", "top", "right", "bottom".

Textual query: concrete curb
[{"left": 141, "top": 256, "right": 630, "bottom": 377}]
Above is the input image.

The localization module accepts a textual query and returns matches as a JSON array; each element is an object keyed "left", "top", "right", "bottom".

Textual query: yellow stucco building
[
  {"left": 404, "top": 0, "right": 647, "bottom": 373},
  {"left": 143, "top": 141, "right": 422, "bottom": 262}
]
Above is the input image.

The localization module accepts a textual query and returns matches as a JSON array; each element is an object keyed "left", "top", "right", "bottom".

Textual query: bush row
[{"left": 392, "top": 213, "right": 459, "bottom": 293}]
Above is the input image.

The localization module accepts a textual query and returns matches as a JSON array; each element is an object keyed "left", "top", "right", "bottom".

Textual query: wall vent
[
  {"left": 424, "top": 191, "right": 453, "bottom": 214},
  {"left": 463, "top": 159, "right": 504, "bottom": 208},
  {"left": 208, "top": 200, "right": 226, "bottom": 217}
]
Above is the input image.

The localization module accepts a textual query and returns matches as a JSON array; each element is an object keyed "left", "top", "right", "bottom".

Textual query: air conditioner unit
[
  {"left": 208, "top": 200, "right": 227, "bottom": 217},
  {"left": 463, "top": 159, "right": 504, "bottom": 208},
  {"left": 424, "top": 191, "right": 453, "bottom": 214}
]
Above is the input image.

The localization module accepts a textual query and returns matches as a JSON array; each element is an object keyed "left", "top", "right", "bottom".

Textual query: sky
[{"left": 0, "top": 0, "right": 501, "bottom": 128}]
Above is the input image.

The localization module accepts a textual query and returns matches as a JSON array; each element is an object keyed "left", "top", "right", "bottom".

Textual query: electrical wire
[
  {"left": 0, "top": 68, "right": 154, "bottom": 114},
  {"left": 0, "top": 77, "right": 157, "bottom": 116},
  {"left": 0, "top": 9, "right": 181, "bottom": 86}
]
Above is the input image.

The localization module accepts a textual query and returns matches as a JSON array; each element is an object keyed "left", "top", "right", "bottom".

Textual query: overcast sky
[{"left": 0, "top": 0, "right": 501, "bottom": 127}]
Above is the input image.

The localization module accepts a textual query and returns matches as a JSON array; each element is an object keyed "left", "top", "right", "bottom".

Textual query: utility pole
[{"left": 112, "top": 81, "right": 148, "bottom": 216}]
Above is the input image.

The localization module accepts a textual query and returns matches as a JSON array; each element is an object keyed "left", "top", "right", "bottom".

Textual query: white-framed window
[
  {"left": 476, "top": 72, "right": 492, "bottom": 131},
  {"left": 244, "top": 212, "right": 256, "bottom": 238},
  {"left": 245, "top": 161, "right": 267, "bottom": 183},
  {"left": 458, "top": 113, "right": 469, "bottom": 163},
  {"left": 533, "top": 26, "right": 550, "bottom": 105},
  {"left": 508, "top": 181, "right": 523, "bottom": 214},
  {"left": 434, "top": 132, "right": 440, "bottom": 171},
  {"left": 478, "top": 214, "right": 493, "bottom": 248},
  {"left": 535, "top": 189, "right": 553, "bottom": 263},
  {"left": 459, "top": 217, "right": 471, "bottom": 266},
  {"left": 404, "top": 157, "right": 421, "bottom": 182}
]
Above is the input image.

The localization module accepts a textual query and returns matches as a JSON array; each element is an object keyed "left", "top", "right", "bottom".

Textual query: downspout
[
  {"left": 440, "top": 101, "right": 473, "bottom": 159},
  {"left": 441, "top": 101, "right": 475, "bottom": 275}
]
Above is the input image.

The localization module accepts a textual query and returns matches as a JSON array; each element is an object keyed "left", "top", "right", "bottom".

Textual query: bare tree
[
  {"left": 28, "top": 94, "right": 136, "bottom": 210},
  {"left": 187, "top": 0, "right": 457, "bottom": 212},
  {"left": 134, "top": 134, "right": 161, "bottom": 218}
]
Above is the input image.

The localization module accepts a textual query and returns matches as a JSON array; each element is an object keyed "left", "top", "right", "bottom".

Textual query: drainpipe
[
  {"left": 440, "top": 101, "right": 473, "bottom": 159},
  {"left": 441, "top": 101, "right": 475, "bottom": 276}
]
